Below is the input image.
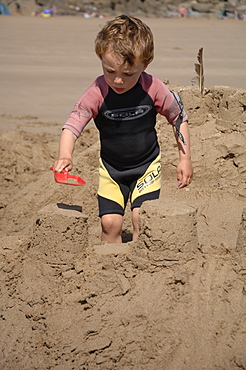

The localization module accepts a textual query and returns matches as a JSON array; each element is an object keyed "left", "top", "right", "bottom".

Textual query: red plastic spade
[{"left": 50, "top": 167, "right": 86, "bottom": 186}]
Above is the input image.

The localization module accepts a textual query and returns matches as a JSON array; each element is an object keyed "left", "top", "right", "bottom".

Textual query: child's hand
[
  {"left": 53, "top": 158, "right": 73, "bottom": 173},
  {"left": 177, "top": 159, "right": 193, "bottom": 189},
  {"left": 53, "top": 129, "right": 77, "bottom": 172}
]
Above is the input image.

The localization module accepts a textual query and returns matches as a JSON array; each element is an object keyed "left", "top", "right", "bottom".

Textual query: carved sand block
[
  {"left": 138, "top": 199, "right": 198, "bottom": 265},
  {"left": 31, "top": 203, "right": 88, "bottom": 262}
]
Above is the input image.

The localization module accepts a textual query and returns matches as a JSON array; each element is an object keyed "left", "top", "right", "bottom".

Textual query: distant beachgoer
[
  {"left": 179, "top": 6, "right": 187, "bottom": 17},
  {"left": 0, "top": 2, "right": 11, "bottom": 14},
  {"left": 53, "top": 15, "right": 193, "bottom": 243},
  {"left": 41, "top": 6, "right": 55, "bottom": 17},
  {"left": 220, "top": 9, "right": 228, "bottom": 19}
]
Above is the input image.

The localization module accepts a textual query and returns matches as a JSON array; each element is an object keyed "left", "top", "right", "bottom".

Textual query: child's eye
[
  {"left": 106, "top": 69, "right": 114, "bottom": 74},
  {"left": 125, "top": 73, "right": 134, "bottom": 77}
]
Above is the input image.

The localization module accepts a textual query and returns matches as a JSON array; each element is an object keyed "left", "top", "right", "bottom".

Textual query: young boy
[{"left": 53, "top": 15, "right": 193, "bottom": 243}]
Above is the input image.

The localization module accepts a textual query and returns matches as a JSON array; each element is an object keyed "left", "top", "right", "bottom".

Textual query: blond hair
[{"left": 95, "top": 14, "right": 154, "bottom": 66}]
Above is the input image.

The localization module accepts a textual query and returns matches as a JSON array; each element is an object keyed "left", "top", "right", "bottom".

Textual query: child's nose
[{"left": 114, "top": 76, "right": 123, "bottom": 84}]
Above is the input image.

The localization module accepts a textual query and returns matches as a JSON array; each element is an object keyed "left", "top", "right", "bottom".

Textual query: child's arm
[
  {"left": 53, "top": 129, "right": 77, "bottom": 172},
  {"left": 173, "top": 121, "right": 193, "bottom": 189}
]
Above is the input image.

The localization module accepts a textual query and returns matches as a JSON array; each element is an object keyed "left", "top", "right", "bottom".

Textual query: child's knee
[{"left": 101, "top": 214, "right": 123, "bottom": 234}]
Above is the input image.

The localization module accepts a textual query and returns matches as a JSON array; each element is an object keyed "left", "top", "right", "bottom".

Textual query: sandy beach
[
  {"left": 1, "top": 16, "right": 246, "bottom": 122},
  {"left": 0, "top": 15, "right": 246, "bottom": 369}
]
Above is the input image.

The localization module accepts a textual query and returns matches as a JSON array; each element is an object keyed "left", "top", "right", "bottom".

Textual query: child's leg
[
  {"left": 132, "top": 207, "right": 140, "bottom": 241},
  {"left": 98, "top": 159, "right": 128, "bottom": 243},
  {"left": 101, "top": 213, "right": 123, "bottom": 243}
]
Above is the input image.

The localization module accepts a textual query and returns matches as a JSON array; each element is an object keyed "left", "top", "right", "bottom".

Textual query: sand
[{"left": 0, "top": 15, "right": 246, "bottom": 369}]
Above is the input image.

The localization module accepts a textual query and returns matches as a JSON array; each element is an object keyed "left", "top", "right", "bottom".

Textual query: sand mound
[{"left": 1, "top": 85, "right": 246, "bottom": 369}]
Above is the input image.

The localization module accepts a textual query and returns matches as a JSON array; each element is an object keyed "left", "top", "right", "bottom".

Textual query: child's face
[{"left": 101, "top": 50, "right": 146, "bottom": 94}]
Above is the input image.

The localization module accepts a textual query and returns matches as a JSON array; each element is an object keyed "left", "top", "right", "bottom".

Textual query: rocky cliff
[{"left": 8, "top": 0, "right": 246, "bottom": 18}]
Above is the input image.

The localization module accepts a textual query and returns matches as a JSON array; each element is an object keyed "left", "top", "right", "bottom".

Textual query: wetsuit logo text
[
  {"left": 104, "top": 105, "right": 152, "bottom": 121},
  {"left": 137, "top": 165, "right": 161, "bottom": 193}
]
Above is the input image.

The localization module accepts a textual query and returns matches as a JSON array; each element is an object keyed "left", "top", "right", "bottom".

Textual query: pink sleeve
[
  {"left": 62, "top": 76, "right": 108, "bottom": 137},
  {"left": 140, "top": 73, "right": 188, "bottom": 125}
]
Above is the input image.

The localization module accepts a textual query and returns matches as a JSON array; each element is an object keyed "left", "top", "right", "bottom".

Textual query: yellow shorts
[{"left": 97, "top": 153, "right": 161, "bottom": 216}]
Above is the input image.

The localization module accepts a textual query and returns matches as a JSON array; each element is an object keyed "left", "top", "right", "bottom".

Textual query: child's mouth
[{"left": 114, "top": 87, "right": 124, "bottom": 92}]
